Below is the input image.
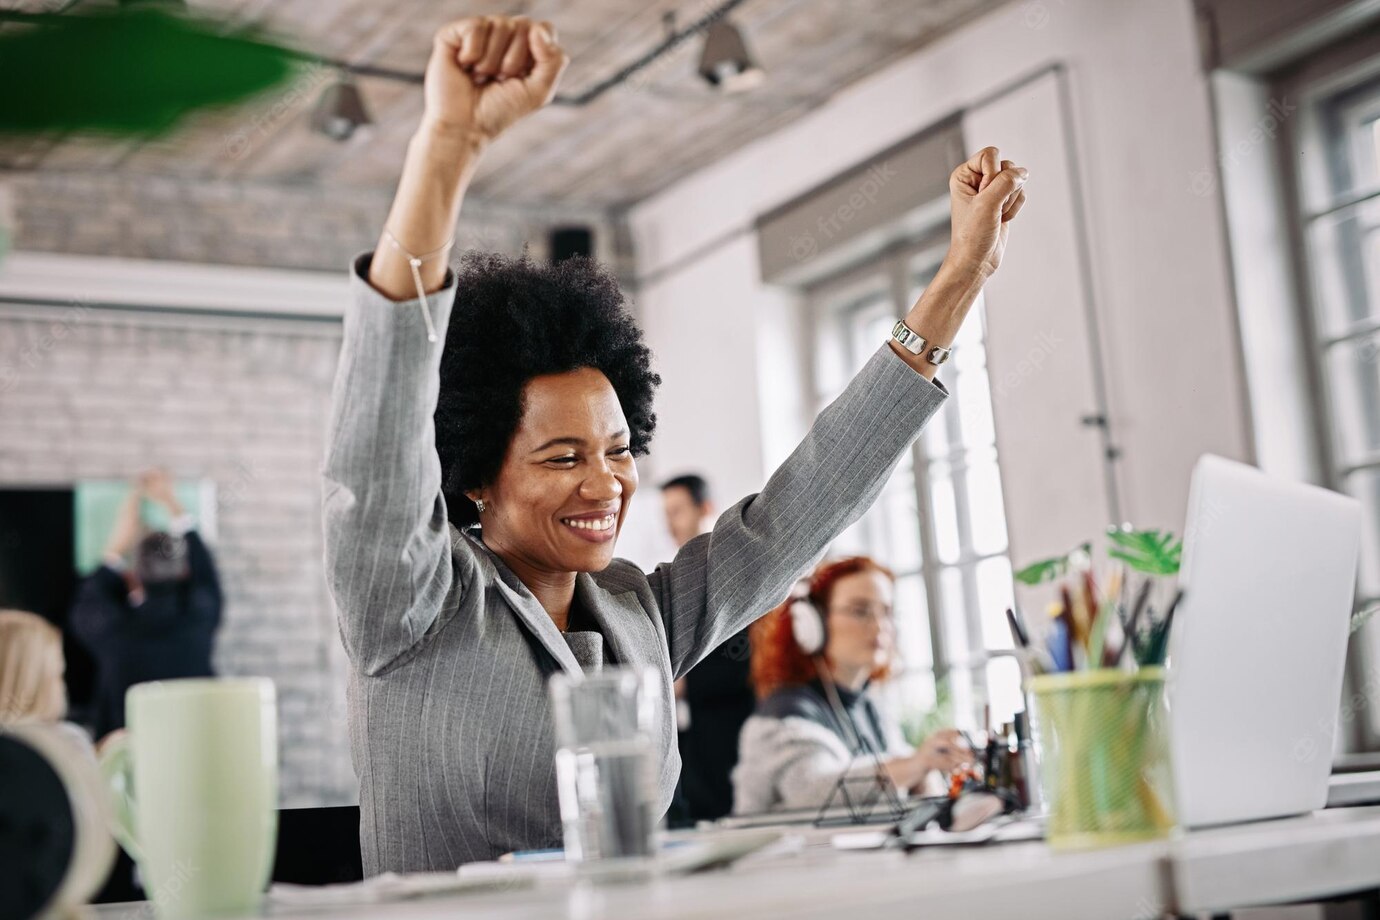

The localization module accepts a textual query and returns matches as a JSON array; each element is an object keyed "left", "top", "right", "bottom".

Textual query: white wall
[{"left": 621, "top": 0, "right": 1254, "bottom": 567}]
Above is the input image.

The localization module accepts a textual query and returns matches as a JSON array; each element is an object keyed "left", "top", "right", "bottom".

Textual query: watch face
[{"left": 892, "top": 322, "right": 924, "bottom": 354}]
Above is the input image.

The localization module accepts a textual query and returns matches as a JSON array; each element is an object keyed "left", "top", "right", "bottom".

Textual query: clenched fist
[
  {"left": 422, "top": 15, "right": 569, "bottom": 142},
  {"left": 947, "top": 147, "right": 1029, "bottom": 277}
]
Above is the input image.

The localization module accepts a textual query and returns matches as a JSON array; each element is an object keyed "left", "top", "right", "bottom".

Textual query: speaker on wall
[{"left": 549, "top": 226, "right": 594, "bottom": 263}]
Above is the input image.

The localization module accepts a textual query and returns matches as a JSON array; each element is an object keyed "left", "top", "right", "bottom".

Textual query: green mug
[{"left": 99, "top": 678, "right": 278, "bottom": 918}]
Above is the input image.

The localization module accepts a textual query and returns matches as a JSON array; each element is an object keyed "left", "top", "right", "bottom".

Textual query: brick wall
[
  {"left": 2, "top": 171, "right": 630, "bottom": 276},
  {"left": 0, "top": 305, "right": 355, "bottom": 805}
]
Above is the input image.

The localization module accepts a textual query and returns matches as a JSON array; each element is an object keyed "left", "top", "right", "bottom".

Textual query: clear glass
[
  {"left": 976, "top": 555, "right": 1017, "bottom": 651},
  {"left": 1345, "top": 467, "right": 1380, "bottom": 602},
  {"left": 892, "top": 572, "right": 933, "bottom": 671},
  {"left": 985, "top": 655, "right": 1024, "bottom": 726},
  {"left": 1306, "top": 203, "right": 1380, "bottom": 338},
  {"left": 1323, "top": 331, "right": 1380, "bottom": 465},
  {"left": 955, "top": 362, "right": 996, "bottom": 446},
  {"left": 939, "top": 566, "right": 969, "bottom": 664},
  {"left": 884, "top": 476, "right": 923, "bottom": 572},
  {"left": 548, "top": 667, "right": 659, "bottom": 867},
  {"left": 965, "top": 449, "right": 1009, "bottom": 557},
  {"left": 929, "top": 460, "right": 961, "bottom": 564},
  {"left": 922, "top": 407, "right": 952, "bottom": 459},
  {"left": 1318, "top": 84, "right": 1380, "bottom": 203}
]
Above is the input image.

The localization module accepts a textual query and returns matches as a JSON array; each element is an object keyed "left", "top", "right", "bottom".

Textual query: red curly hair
[{"left": 748, "top": 556, "right": 895, "bottom": 700}]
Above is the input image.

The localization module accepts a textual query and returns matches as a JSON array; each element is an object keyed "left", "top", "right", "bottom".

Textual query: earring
[{"left": 475, "top": 498, "right": 486, "bottom": 514}]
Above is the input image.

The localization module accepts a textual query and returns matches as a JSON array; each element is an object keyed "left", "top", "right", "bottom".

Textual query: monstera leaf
[
  {"left": 1013, "top": 542, "right": 1092, "bottom": 586},
  {"left": 1106, "top": 525, "right": 1182, "bottom": 576},
  {"left": 0, "top": 6, "right": 299, "bottom": 135}
]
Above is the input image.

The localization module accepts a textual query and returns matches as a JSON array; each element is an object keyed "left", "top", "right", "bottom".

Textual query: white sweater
[{"left": 731, "top": 681, "right": 911, "bottom": 815}]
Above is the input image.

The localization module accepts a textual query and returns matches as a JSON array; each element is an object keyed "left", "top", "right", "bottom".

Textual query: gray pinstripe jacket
[{"left": 323, "top": 255, "right": 948, "bottom": 874}]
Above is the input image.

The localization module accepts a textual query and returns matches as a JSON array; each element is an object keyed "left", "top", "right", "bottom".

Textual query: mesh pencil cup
[{"left": 1028, "top": 667, "right": 1176, "bottom": 849}]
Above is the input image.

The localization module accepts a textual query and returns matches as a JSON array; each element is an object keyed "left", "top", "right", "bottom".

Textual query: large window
[
  {"left": 808, "top": 238, "right": 1021, "bottom": 734},
  {"left": 1281, "top": 51, "right": 1380, "bottom": 751},
  {"left": 1296, "top": 74, "right": 1380, "bottom": 612}
]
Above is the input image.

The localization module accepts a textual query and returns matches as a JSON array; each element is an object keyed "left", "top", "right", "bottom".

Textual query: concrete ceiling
[{"left": 0, "top": 0, "right": 1008, "bottom": 209}]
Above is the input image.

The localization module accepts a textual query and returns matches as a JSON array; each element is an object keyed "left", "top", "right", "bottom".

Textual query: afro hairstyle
[{"left": 435, "top": 250, "right": 660, "bottom": 527}]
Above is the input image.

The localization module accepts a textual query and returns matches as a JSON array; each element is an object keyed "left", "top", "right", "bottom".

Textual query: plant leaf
[
  {"left": 1014, "top": 542, "right": 1092, "bottom": 586},
  {"left": 1352, "top": 602, "right": 1380, "bottom": 635},
  {"left": 0, "top": 7, "right": 300, "bottom": 136},
  {"left": 1106, "top": 526, "right": 1183, "bottom": 575}
]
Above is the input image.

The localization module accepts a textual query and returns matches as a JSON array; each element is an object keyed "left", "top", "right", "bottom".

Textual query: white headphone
[{"left": 789, "top": 592, "right": 827, "bottom": 657}]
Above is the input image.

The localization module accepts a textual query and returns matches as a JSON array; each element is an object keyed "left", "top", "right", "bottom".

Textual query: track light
[
  {"left": 697, "top": 20, "right": 764, "bottom": 93},
  {"left": 312, "top": 75, "right": 372, "bottom": 141}
]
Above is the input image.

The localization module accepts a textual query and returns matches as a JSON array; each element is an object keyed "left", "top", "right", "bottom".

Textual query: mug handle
[{"left": 97, "top": 732, "right": 145, "bottom": 865}]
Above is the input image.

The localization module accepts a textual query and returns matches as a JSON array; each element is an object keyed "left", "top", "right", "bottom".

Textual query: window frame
[
  {"left": 1273, "top": 32, "right": 1380, "bottom": 752},
  {"left": 803, "top": 231, "right": 1018, "bottom": 728}
]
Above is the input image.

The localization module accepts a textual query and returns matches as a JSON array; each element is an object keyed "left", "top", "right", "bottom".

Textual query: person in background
[
  {"left": 0, "top": 608, "right": 99, "bottom": 753},
  {"left": 732, "top": 556, "right": 971, "bottom": 815},
  {"left": 69, "top": 469, "right": 222, "bottom": 739},
  {"left": 661, "top": 474, "right": 755, "bottom": 822},
  {"left": 0, "top": 608, "right": 68, "bottom": 726}
]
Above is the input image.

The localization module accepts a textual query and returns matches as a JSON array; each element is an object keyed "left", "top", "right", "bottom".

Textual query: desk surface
[
  {"left": 88, "top": 828, "right": 1167, "bottom": 920},
  {"left": 1167, "top": 806, "right": 1380, "bottom": 914},
  {"left": 86, "top": 807, "right": 1380, "bottom": 920}
]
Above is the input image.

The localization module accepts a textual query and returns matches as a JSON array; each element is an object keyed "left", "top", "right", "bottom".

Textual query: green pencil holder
[{"left": 1029, "top": 668, "right": 1176, "bottom": 850}]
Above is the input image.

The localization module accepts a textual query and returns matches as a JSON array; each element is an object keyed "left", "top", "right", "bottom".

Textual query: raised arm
[
  {"left": 369, "top": 16, "right": 568, "bottom": 301},
  {"left": 650, "top": 149, "right": 1028, "bottom": 676},
  {"left": 102, "top": 481, "right": 143, "bottom": 564},
  {"left": 322, "top": 15, "right": 568, "bottom": 674},
  {"left": 140, "top": 468, "right": 223, "bottom": 630}
]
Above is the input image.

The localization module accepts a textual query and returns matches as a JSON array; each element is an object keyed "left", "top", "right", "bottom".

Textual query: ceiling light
[
  {"left": 312, "top": 76, "right": 372, "bottom": 141},
  {"left": 698, "top": 20, "right": 764, "bottom": 93}
]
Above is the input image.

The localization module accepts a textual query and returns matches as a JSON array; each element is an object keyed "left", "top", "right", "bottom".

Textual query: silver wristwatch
[{"left": 891, "top": 319, "right": 952, "bottom": 366}]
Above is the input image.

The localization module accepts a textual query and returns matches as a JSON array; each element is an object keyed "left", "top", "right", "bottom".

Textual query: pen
[
  {"left": 1142, "top": 588, "right": 1184, "bottom": 666},
  {"left": 1005, "top": 607, "right": 1030, "bottom": 648},
  {"left": 1062, "top": 585, "right": 1083, "bottom": 650},
  {"left": 1116, "top": 577, "right": 1154, "bottom": 667}
]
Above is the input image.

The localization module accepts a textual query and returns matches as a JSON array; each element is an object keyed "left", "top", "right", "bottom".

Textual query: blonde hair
[{"left": 0, "top": 609, "right": 67, "bottom": 724}]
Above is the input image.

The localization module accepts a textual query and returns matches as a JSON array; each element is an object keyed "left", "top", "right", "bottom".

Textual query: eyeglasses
[{"left": 827, "top": 602, "right": 893, "bottom": 624}]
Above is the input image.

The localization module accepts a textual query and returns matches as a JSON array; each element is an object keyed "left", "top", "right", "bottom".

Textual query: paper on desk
[{"left": 830, "top": 817, "right": 1045, "bottom": 851}]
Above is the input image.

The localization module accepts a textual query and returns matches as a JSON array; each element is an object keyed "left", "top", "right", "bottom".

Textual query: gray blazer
[{"left": 323, "top": 254, "right": 948, "bottom": 874}]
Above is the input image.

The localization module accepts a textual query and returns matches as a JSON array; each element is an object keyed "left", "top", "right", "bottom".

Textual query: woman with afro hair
[{"left": 323, "top": 14, "right": 1028, "bottom": 874}]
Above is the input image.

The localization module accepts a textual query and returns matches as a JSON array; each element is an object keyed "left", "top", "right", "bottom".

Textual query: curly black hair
[{"left": 435, "top": 250, "right": 660, "bottom": 527}]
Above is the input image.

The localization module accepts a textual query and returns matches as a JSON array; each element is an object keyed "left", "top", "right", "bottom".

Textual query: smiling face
[{"left": 471, "top": 367, "right": 638, "bottom": 575}]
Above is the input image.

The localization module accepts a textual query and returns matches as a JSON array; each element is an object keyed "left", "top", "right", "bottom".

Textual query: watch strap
[{"left": 891, "top": 319, "right": 952, "bottom": 366}]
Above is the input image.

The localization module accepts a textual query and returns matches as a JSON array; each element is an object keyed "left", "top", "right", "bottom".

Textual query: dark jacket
[
  {"left": 69, "top": 531, "right": 221, "bottom": 737},
  {"left": 676, "top": 627, "right": 756, "bottom": 821}
]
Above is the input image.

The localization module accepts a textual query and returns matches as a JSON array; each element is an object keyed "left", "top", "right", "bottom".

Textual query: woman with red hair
[{"left": 731, "top": 557, "right": 970, "bottom": 814}]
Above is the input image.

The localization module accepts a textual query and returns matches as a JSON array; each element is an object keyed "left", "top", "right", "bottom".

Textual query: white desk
[
  {"left": 86, "top": 808, "right": 1380, "bottom": 920},
  {"left": 88, "top": 829, "right": 1167, "bottom": 920},
  {"left": 1167, "top": 806, "right": 1380, "bottom": 915}
]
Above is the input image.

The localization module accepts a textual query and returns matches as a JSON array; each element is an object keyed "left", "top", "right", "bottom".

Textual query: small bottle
[{"left": 1013, "top": 710, "right": 1041, "bottom": 812}]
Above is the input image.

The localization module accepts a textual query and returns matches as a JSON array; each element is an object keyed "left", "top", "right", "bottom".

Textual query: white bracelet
[{"left": 381, "top": 227, "right": 454, "bottom": 343}]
